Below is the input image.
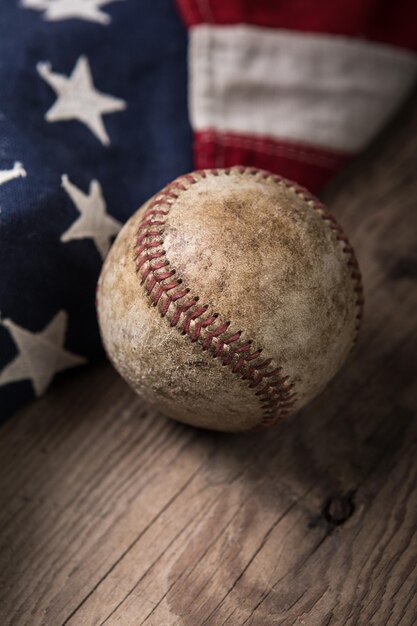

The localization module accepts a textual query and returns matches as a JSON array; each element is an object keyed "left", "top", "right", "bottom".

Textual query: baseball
[{"left": 97, "top": 167, "right": 363, "bottom": 432}]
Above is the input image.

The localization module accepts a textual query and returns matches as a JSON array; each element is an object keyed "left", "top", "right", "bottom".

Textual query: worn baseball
[{"left": 97, "top": 167, "right": 363, "bottom": 432}]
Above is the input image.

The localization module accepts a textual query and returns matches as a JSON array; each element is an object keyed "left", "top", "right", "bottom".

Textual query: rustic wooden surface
[{"left": 1, "top": 97, "right": 417, "bottom": 626}]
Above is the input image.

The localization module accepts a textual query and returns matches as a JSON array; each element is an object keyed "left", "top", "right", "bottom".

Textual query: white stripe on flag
[{"left": 189, "top": 25, "right": 417, "bottom": 152}]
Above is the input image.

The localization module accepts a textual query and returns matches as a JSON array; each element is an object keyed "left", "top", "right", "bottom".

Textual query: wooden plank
[{"left": 0, "top": 96, "right": 417, "bottom": 625}]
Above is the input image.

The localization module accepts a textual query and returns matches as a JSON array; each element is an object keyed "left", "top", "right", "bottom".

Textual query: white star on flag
[
  {"left": 37, "top": 55, "right": 127, "bottom": 145},
  {"left": 0, "top": 311, "right": 86, "bottom": 396},
  {"left": 21, "top": 0, "right": 124, "bottom": 25},
  {"left": 0, "top": 162, "right": 27, "bottom": 187},
  {"left": 61, "top": 174, "right": 122, "bottom": 259}
]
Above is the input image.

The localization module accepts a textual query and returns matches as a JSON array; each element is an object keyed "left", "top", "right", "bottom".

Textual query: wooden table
[{"left": 1, "top": 95, "right": 417, "bottom": 626}]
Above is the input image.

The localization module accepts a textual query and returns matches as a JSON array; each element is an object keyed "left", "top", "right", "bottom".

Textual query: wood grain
[{"left": 1, "top": 96, "right": 417, "bottom": 626}]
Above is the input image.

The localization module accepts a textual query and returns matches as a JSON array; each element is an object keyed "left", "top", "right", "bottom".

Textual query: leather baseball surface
[{"left": 97, "top": 167, "right": 363, "bottom": 432}]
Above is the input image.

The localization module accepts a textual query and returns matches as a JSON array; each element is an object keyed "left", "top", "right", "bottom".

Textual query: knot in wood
[{"left": 324, "top": 493, "right": 355, "bottom": 526}]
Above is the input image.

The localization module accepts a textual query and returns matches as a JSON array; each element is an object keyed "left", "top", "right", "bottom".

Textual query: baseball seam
[{"left": 133, "top": 166, "right": 363, "bottom": 429}]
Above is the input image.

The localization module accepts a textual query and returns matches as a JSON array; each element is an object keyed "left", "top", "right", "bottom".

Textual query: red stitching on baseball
[{"left": 133, "top": 167, "right": 363, "bottom": 428}]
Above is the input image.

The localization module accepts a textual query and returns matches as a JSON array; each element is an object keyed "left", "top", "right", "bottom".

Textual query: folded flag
[
  {"left": 0, "top": 0, "right": 416, "bottom": 421},
  {"left": 178, "top": 0, "right": 417, "bottom": 192}
]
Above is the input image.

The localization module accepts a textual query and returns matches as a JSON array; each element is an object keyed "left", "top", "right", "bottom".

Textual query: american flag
[{"left": 1, "top": 0, "right": 416, "bottom": 421}]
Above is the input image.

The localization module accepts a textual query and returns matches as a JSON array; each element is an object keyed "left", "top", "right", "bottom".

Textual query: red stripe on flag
[
  {"left": 194, "top": 131, "right": 350, "bottom": 194},
  {"left": 176, "top": 0, "right": 417, "bottom": 51}
]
